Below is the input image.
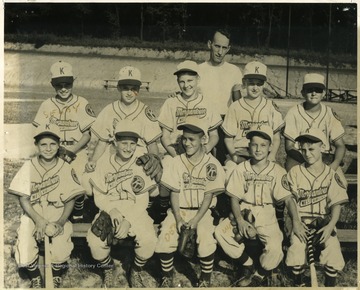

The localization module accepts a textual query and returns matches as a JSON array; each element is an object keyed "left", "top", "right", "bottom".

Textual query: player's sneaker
[
  {"left": 30, "top": 276, "right": 43, "bottom": 288},
  {"left": 159, "top": 275, "right": 175, "bottom": 288},
  {"left": 235, "top": 265, "right": 254, "bottom": 287},
  {"left": 129, "top": 268, "right": 145, "bottom": 288},
  {"left": 53, "top": 276, "right": 62, "bottom": 288},
  {"left": 102, "top": 268, "right": 114, "bottom": 288},
  {"left": 196, "top": 279, "right": 211, "bottom": 287}
]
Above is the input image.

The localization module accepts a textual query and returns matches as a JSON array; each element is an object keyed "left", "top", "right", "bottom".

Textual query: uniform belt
[
  {"left": 180, "top": 207, "right": 199, "bottom": 210},
  {"left": 60, "top": 141, "right": 75, "bottom": 146}
]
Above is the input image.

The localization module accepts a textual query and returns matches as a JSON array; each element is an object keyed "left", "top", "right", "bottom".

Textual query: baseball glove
[
  {"left": 307, "top": 216, "right": 336, "bottom": 246},
  {"left": 136, "top": 153, "right": 163, "bottom": 183},
  {"left": 58, "top": 146, "right": 77, "bottom": 164},
  {"left": 178, "top": 225, "right": 196, "bottom": 259},
  {"left": 91, "top": 211, "right": 115, "bottom": 245}
]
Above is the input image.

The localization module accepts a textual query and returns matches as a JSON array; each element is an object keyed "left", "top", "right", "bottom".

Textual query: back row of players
[{"left": 8, "top": 28, "right": 348, "bottom": 288}]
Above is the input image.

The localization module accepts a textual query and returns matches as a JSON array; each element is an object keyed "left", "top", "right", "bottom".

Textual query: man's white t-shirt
[{"left": 198, "top": 61, "right": 243, "bottom": 115}]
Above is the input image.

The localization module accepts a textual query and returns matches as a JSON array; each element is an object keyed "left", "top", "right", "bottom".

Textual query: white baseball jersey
[
  {"left": 287, "top": 163, "right": 348, "bottom": 219},
  {"left": 158, "top": 93, "right": 222, "bottom": 146},
  {"left": 8, "top": 157, "right": 85, "bottom": 221},
  {"left": 198, "top": 61, "right": 243, "bottom": 115},
  {"left": 88, "top": 150, "right": 157, "bottom": 221},
  {"left": 161, "top": 153, "right": 225, "bottom": 209},
  {"left": 222, "top": 97, "right": 284, "bottom": 150},
  {"left": 33, "top": 94, "right": 96, "bottom": 144},
  {"left": 284, "top": 102, "right": 345, "bottom": 153},
  {"left": 91, "top": 100, "right": 161, "bottom": 147}
]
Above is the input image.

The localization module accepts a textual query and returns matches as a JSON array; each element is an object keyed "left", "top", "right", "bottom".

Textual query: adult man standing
[{"left": 198, "top": 29, "right": 243, "bottom": 165}]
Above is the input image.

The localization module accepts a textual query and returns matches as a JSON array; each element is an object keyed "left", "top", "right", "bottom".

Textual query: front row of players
[{"left": 9, "top": 115, "right": 348, "bottom": 288}]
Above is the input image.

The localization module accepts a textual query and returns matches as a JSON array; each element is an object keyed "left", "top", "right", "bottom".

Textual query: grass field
[{"left": 3, "top": 86, "right": 358, "bottom": 288}]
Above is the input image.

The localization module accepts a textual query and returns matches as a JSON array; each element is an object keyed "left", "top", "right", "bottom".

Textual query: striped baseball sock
[
  {"left": 98, "top": 256, "right": 114, "bottom": 270},
  {"left": 159, "top": 253, "right": 174, "bottom": 276},
  {"left": 133, "top": 256, "right": 147, "bottom": 272},
  {"left": 52, "top": 262, "right": 67, "bottom": 277},
  {"left": 73, "top": 195, "right": 85, "bottom": 218},
  {"left": 291, "top": 265, "right": 305, "bottom": 286},
  {"left": 26, "top": 259, "right": 41, "bottom": 279},
  {"left": 324, "top": 265, "right": 337, "bottom": 286},
  {"left": 199, "top": 253, "right": 214, "bottom": 281}
]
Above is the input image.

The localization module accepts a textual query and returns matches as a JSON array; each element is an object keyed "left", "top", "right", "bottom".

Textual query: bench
[
  {"left": 103, "top": 79, "right": 151, "bottom": 91},
  {"left": 326, "top": 89, "right": 357, "bottom": 103}
]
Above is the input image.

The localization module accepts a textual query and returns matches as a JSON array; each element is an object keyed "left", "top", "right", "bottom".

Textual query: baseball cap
[
  {"left": 302, "top": 73, "right": 325, "bottom": 90},
  {"left": 114, "top": 119, "right": 141, "bottom": 139},
  {"left": 243, "top": 61, "right": 267, "bottom": 81},
  {"left": 117, "top": 66, "right": 142, "bottom": 86},
  {"left": 50, "top": 61, "right": 74, "bottom": 85},
  {"left": 295, "top": 128, "right": 327, "bottom": 144},
  {"left": 177, "top": 115, "right": 208, "bottom": 138},
  {"left": 246, "top": 125, "right": 273, "bottom": 143},
  {"left": 34, "top": 124, "right": 61, "bottom": 141},
  {"left": 174, "top": 60, "right": 199, "bottom": 76}
]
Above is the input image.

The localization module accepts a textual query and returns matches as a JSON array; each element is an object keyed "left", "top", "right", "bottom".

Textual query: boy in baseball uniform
[
  {"left": 33, "top": 61, "right": 97, "bottom": 222},
  {"left": 214, "top": 125, "right": 306, "bottom": 287},
  {"left": 84, "top": 119, "right": 158, "bottom": 288},
  {"left": 222, "top": 61, "right": 284, "bottom": 170},
  {"left": 86, "top": 65, "right": 161, "bottom": 172},
  {"left": 283, "top": 73, "right": 346, "bottom": 173},
  {"left": 155, "top": 116, "right": 226, "bottom": 287},
  {"left": 285, "top": 128, "right": 348, "bottom": 287},
  {"left": 157, "top": 60, "right": 222, "bottom": 223},
  {"left": 7, "top": 124, "right": 85, "bottom": 288}
]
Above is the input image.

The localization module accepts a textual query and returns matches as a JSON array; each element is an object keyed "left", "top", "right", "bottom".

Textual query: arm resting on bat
[
  {"left": 19, "top": 196, "right": 48, "bottom": 241},
  {"left": 187, "top": 193, "right": 213, "bottom": 229},
  {"left": 284, "top": 196, "right": 308, "bottom": 243},
  {"left": 317, "top": 204, "right": 341, "bottom": 244}
]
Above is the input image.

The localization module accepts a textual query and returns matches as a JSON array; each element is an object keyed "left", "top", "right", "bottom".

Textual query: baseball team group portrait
[{"left": 2, "top": 2, "right": 358, "bottom": 289}]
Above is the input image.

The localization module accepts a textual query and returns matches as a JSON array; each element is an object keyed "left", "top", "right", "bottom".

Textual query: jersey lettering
[
  {"left": 105, "top": 169, "right": 133, "bottom": 190},
  {"left": 176, "top": 107, "right": 207, "bottom": 124},
  {"left": 240, "top": 120, "right": 269, "bottom": 136},
  {"left": 183, "top": 173, "right": 206, "bottom": 190},
  {"left": 49, "top": 116, "right": 78, "bottom": 131},
  {"left": 30, "top": 176, "right": 60, "bottom": 203}
]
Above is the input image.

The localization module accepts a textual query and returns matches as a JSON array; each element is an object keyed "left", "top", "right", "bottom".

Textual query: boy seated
[
  {"left": 84, "top": 119, "right": 158, "bottom": 288},
  {"left": 285, "top": 128, "right": 348, "bottom": 287},
  {"left": 155, "top": 116, "right": 226, "bottom": 287},
  {"left": 215, "top": 125, "right": 306, "bottom": 287}
]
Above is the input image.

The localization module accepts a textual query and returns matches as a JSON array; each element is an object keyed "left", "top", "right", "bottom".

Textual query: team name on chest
[
  {"left": 31, "top": 176, "right": 60, "bottom": 202},
  {"left": 182, "top": 172, "right": 206, "bottom": 190},
  {"left": 243, "top": 172, "right": 273, "bottom": 183},
  {"left": 176, "top": 107, "right": 207, "bottom": 119},
  {"left": 239, "top": 120, "right": 269, "bottom": 130},
  {"left": 297, "top": 187, "right": 328, "bottom": 207},
  {"left": 105, "top": 169, "right": 133, "bottom": 190}
]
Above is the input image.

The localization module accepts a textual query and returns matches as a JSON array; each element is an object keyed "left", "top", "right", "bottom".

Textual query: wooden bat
[
  {"left": 44, "top": 235, "right": 54, "bottom": 289},
  {"left": 307, "top": 229, "right": 318, "bottom": 287}
]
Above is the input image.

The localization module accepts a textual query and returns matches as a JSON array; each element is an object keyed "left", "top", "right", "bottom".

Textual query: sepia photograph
[{"left": 2, "top": 1, "right": 357, "bottom": 289}]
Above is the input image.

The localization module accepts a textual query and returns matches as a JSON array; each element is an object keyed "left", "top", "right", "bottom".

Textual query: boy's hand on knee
[
  {"left": 33, "top": 217, "right": 48, "bottom": 241},
  {"left": 114, "top": 219, "right": 130, "bottom": 240}
]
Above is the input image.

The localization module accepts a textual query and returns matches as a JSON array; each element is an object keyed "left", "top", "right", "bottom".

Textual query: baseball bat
[
  {"left": 44, "top": 235, "right": 54, "bottom": 289},
  {"left": 307, "top": 229, "right": 318, "bottom": 287}
]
